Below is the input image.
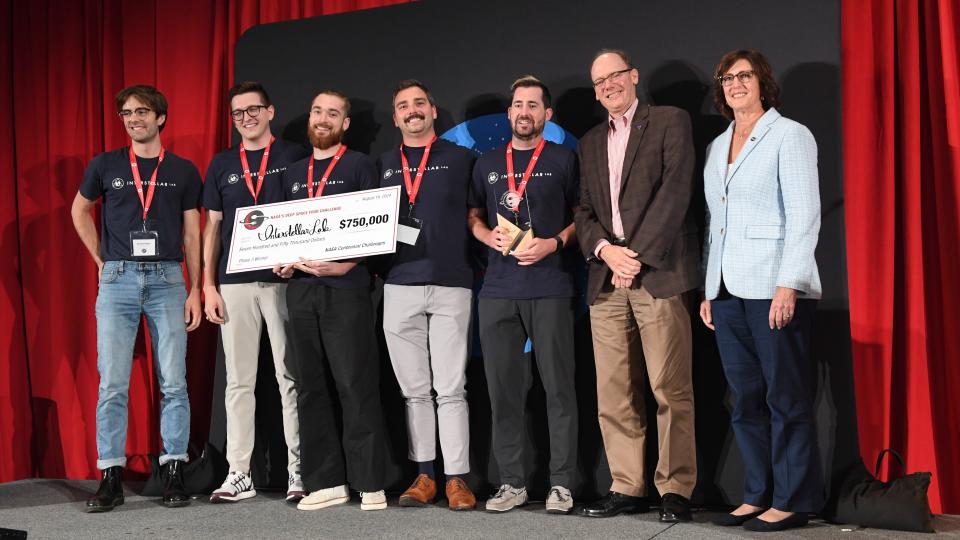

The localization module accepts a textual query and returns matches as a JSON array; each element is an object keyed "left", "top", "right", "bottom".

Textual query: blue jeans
[{"left": 95, "top": 260, "right": 190, "bottom": 469}]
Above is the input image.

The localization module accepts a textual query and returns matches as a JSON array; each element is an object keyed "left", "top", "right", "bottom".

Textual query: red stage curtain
[
  {"left": 0, "top": 0, "right": 34, "bottom": 482},
  {"left": 843, "top": 0, "right": 960, "bottom": 514},
  {"left": 0, "top": 0, "right": 409, "bottom": 483}
]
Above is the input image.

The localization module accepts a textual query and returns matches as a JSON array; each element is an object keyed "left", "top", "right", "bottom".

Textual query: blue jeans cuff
[
  {"left": 159, "top": 453, "right": 189, "bottom": 466},
  {"left": 97, "top": 457, "right": 126, "bottom": 469}
]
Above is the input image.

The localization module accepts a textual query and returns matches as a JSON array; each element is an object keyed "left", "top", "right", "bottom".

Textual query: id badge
[
  {"left": 130, "top": 229, "right": 159, "bottom": 257},
  {"left": 397, "top": 216, "right": 423, "bottom": 246}
]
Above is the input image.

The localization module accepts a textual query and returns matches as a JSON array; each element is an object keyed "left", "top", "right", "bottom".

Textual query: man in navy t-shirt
[
  {"left": 377, "top": 79, "right": 477, "bottom": 511},
  {"left": 71, "top": 85, "right": 202, "bottom": 511},
  {"left": 202, "top": 82, "right": 310, "bottom": 504},
  {"left": 467, "top": 76, "right": 580, "bottom": 514},
  {"left": 274, "top": 90, "right": 388, "bottom": 512}
]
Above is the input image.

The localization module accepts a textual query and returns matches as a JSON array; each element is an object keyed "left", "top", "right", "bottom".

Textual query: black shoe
[
  {"left": 581, "top": 491, "right": 649, "bottom": 518},
  {"left": 658, "top": 493, "right": 692, "bottom": 522},
  {"left": 712, "top": 509, "right": 764, "bottom": 526},
  {"left": 743, "top": 512, "right": 809, "bottom": 532},
  {"left": 85, "top": 466, "right": 124, "bottom": 513},
  {"left": 162, "top": 460, "right": 190, "bottom": 508}
]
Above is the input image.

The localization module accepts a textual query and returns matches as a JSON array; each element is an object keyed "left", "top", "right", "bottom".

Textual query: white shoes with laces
[{"left": 210, "top": 471, "right": 256, "bottom": 503}]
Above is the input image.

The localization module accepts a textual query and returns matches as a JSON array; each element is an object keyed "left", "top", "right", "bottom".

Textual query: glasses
[
  {"left": 718, "top": 70, "right": 756, "bottom": 86},
  {"left": 118, "top": 107, "right": 152, "bottom": 119},
  {"left": 592, "top": 68, "right": 632, "bottom": 88},
  {"left": 231, "top": 105, "right": 267, "bottom": 121}
]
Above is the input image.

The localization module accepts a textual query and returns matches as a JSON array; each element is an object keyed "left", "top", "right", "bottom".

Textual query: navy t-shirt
[
  {"left": 281, "top": 148, "right": 378, "bottom": 289},
  {"left": 377, "top": 138, "right": 476, "bottom": 289},
  {"left": 468, "top": 141, "right": 579, "bottom": 299},
  {"left": 79, "top": 147, "right": 202, "bottom": 262},
  {"left": 204, "top": 139, "right": 309, "bottom": 285}
]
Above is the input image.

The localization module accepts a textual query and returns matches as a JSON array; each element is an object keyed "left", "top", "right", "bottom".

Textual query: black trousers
[
  {"left": 286, "top": 281, "right": 385, "bottom": 492},
  {"left": 478, "top": 297, "right": 579, "bottom": 488}
]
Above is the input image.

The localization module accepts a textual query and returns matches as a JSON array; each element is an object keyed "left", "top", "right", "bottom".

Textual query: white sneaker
[
  {"left": 210, "top": 471, "right": 256, "bottom": 503},
  {"left": 297, "top": 484, "right": 349, "bottom": 510},
  {"left": 286, "top": 472, "right": 305, "bottom": 502},
  {"left": 545, "top": 486, "right": 573, "bottom": 514},
  {"left": 360, "top": 490, "right": 387, "bottom": 511},
  {"left": 485, "top": 484, "right": 528, "bottom": 512}
]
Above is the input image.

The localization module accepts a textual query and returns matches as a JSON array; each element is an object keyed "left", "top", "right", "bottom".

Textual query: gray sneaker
[
  {"left": 545, "top": 486, "right": 573, "bottom": 514},
  {"left": 485, "top": 484, "right": 528, "bottom": 513}
]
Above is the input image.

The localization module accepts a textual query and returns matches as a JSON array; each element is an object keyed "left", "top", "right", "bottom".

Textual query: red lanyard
[
  {"left": 505, "top": 138, "right": 546, "bottom": 212},
  {"left": 128, "top": 145, "right": 165, "bottom": 221},
  {"left": 306, "top": 144, "right": 348, "bottom": 198},
  {"left": 238, "top": 137, "right": 274, "bottom": 203},
  {"left": 399, "top": 136, "right": 436, "bottom": 207}
]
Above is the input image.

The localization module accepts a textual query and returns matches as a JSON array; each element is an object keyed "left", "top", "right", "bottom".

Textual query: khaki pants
[
  {"left": 589, "top": 285, "right": 696, "bottom": 498},
  {"left": 220, "top": 282, "right": 300, "bottom": 475}
]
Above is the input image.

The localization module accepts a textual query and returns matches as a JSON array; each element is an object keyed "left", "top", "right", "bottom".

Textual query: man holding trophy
[{"left": 467, "top": 76, "right": 580, "bottom": 515}]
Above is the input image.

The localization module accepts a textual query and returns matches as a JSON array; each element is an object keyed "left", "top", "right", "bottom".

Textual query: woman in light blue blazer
[{"left": 699, "top": 49, "right": 823, "bottom": 532}]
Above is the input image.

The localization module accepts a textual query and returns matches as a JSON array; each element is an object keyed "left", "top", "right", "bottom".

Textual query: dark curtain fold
[
  {"left": 842, "top": 0, "right": 960, "bottom": 514},
  {"left": 0, "top": 0, "right": 409, "bottom": 483}
]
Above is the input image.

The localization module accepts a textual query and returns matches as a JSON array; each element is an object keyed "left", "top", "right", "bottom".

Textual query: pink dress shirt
[{"left": 594, "top": 98, "right": 639, "bottom": 257}]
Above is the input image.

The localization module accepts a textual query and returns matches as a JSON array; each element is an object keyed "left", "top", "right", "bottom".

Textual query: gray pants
[
  {"left": 383, "top": 284, "right": 472, "bottom": 474},
  {"left": 478, "top": 297, "right": 579, "bottom": 488},
  {"left": 220, "top": 282, "right": 300, "bottom": 475}
]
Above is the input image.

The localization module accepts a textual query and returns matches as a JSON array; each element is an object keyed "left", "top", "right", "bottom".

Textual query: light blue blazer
[{"left": 703, "top": 107, "right": 822, "bottom": 300}]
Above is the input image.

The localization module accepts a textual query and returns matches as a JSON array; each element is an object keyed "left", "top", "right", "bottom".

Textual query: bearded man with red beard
[{"left": 275, "top": 90, "right": 389, "bottom": 512}]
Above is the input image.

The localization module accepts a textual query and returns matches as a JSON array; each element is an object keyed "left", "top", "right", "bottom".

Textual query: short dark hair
[
  {"left": 713, "top": 49, "right": 781, "bottom": 119},
  {"left": 228, "top": 81, "right": 272, "bottom": 107},
  {"left": 510, "top": 75, "right": 552, "bottom": 109},
  {"left": 592, "top": 48, "right": 633, "bottom": 69},
  {"left": 115, "top": 85, "right": 168, "bottom": 131},
  {"left": 312, "top": 89, "right": 351, "bottom": 117},
  {"left": 392, "top": 79, "right": 436, "bottom": 106}
]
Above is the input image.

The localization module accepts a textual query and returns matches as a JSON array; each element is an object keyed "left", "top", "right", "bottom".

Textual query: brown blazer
[{"left": 574, "top": 104, "right": 702, "bottom": 304}]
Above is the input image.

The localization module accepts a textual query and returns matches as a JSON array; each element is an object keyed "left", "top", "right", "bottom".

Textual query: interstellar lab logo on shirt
[
  {"left": 383, "top": 169, "right": 394, "bottom": 180},
  {"left": 241, "top": 210, "right": 265, "bottom": 230},
  {"left": 487, "top": 172, "right": 500, "bottom": 184},
  {"left": 227, "top": 173, "right": 240, "bottom": 185},
  {"left": 291, "top": 182, "right": 300, "bottom": 194},
  {"left": 111, "top": 178, "right": 125, "bottom": 190}
]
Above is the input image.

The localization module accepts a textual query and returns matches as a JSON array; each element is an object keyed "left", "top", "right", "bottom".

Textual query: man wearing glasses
[
  {"left": 202, "top": 82, "right": 309, "bottom": 504},
  {"left": 71, "top": 84, "right": 203, "bottom": 511},
  {"left": 575, "top": 50, "right": 700, "bottom": 522}
]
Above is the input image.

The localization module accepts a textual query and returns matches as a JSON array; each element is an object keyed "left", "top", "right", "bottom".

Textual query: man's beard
[
  {"left": 511, "top": 116, "right": 544, "bottom": 141},
  {"left": 308, "top": 123, "right": 343, "bottom": 149}
]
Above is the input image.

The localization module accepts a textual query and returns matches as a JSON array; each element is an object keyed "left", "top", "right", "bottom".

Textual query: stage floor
[{"left": 1, "top": 479, "right": 958, "bottom": 539}]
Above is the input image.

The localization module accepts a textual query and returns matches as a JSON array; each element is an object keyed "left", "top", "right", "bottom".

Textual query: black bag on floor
[
  {"left": 828, "top": 448, "right": 934, "bottom": 533},
  {"left": 141, "top": 442, "right": 225, "bottom": 496}
]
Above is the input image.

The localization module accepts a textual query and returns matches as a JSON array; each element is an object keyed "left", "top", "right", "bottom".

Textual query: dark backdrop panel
[{"left": 222, "top": 0, "right": 856, "bottom": 505}]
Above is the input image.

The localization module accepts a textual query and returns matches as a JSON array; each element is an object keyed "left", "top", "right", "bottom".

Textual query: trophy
[{"left": 496, "top": 214, "right": 535, "bottom": 256}]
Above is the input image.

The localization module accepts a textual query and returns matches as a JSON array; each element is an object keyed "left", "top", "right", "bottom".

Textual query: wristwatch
[{"left": 553, "top": 236, "right": 563, "bottom": 253}]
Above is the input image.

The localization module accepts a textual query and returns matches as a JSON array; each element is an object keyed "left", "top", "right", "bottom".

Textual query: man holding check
[
  {"left": 202, "top": 81, "right": 308, "bottom": 504},
  {"left": 275, "top": 90, "right": 388, "bottom": 512}
]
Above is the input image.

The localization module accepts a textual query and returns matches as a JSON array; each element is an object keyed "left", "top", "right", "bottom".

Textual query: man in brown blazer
[{"left": 575, "top": 49, "right": 700, "bottom": 523}]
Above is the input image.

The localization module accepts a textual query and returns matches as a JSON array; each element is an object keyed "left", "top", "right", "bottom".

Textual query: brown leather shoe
[
  {"left": 399, "top": 474, "right": 436, "bottom": 507},
  {"left": 445, "top": 477, "right": 476, "bottom": 511}
]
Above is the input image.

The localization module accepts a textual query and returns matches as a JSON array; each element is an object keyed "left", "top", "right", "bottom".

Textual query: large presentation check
[{"left": 226, "top": 186, "right": 401, "bottom": 273}]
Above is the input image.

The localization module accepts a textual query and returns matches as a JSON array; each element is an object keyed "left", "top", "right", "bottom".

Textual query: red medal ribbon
[
  {"left": 306, "top": 144, "right": 348, "bottom": 198},
  {"left": 128, "top": 145, "right": 165, "bottom": 221},
  {"left": 399, "top": 135, "right": 436, "bottom": 206},
  {"left": 238, "top": 137, "right": 274, "bottom": 204},
  {"left": 505, "top": 138, "right": 546, "bottom": 212}
]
